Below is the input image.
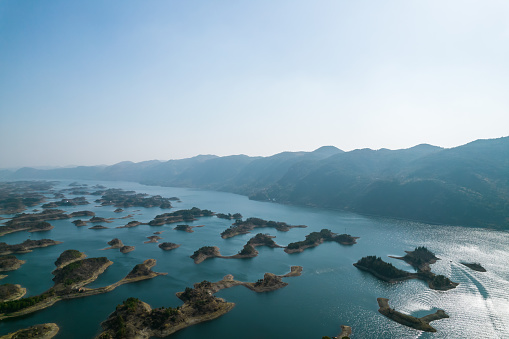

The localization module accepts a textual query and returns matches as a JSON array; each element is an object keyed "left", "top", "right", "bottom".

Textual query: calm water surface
[{"left": 0, "top": 180, "right": 508, "bottom": 338}]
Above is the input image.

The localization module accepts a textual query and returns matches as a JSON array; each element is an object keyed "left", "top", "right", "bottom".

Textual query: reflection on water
[{"left": 0, "top": 180, "right": 508, "bottom": 338}]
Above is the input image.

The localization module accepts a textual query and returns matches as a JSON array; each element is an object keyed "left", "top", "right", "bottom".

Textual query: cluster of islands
[{"left": 0, "top": 180, "right": 489, "bottom": 338}]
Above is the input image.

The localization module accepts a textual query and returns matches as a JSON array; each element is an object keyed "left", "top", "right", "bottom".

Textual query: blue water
[{"left": 0, "top": 180, "right": 508, "bottom": 338}]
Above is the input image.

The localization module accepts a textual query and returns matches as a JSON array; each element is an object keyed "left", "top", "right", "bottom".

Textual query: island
[
  {"left": 285, "top": 229, "right": 358, "bottom": 253},
  {"left": 89, "top": 225, "right": 109, "bottom": 230},
  {"left": 0, "top": 239, "right": 62, "bottom": 256},
  {"left": 120, "top": 246, "right": 135, "bottom": 253},
  {"left": 190, "top": 246, "right": 221, "bottom": 264},
  {"left": 96, "top": 267, "right": 302, "bottom": 338},
  {"left": 220, "top": 217, "right": 307, "bottom": 239},
  {"left": 158, "top": 242, "right": 180, "bottom": 251},
  {"left": 116, "top": 220, "right": 145, "bottom": 229},
  {"left": 0, "top": 209, "right": 71, "bottom": 236},
  {"left": 0, "top": 284, "right": 26, "bottom": 302},
  {"left": 174, "top": 224, "right": 204, "bottom": 233},
  {"left": 148, "top": 207, "right": 214, "bottom": 226},
  {"left": 72, "top": 219, "right": 87, "bottom": 226},
  {"left": 247, "top": 233, "right": 283, "bottom": 248},
  {"left": 0, "top": 323, "right": 59, "bottom": 339},
  {"left": 69, "top": 210, "right": 95, "bottom": 217},
  {"left": 216, "top": 212, "right": 242, "bottom": 220},
  {"left": 323, "top": 325, "right": 352, "bottom": 339},
  {"left": 461, "top": 262, "right": 486, "bottom": 272},
  {"left": 114, "top": 208, "right": 124, "bottom": 213},
  {"left": 42, "top": 196, "right": 89, "bottom": 208},
  {"left": 103, "top": 238, "right": 124, "bottom": 250},
  {"left": 0, "top": 256, "right": 25, "bottom": 272},
  {"left": 89, "top": 216, "right": 114, "bottom": 223},
  {"left": 93, "top": 188, "right": 176, "bottom": 209},
  {"left": 377, "top": 298, "right": 449, "bottom": 332},
  {"left": 355, "top": 247, "right": 459, "bottom": 291},
  {"left": 53, "top": 249, "right": 86, "bottom": 271},
  {"left": 144, "top": 236, "right": 163, "bottom": 244},
  {"left": 0, "top": 257, "right": 166, "bottom": 320}
]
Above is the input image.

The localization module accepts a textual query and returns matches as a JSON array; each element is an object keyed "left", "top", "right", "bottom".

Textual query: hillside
[{"left": 4, "top": 137, "right": 509, "bottom": 228}]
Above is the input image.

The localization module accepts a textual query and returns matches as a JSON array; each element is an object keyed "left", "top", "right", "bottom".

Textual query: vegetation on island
[
  {"left": 96, "top": 267, "right": 302, "bottom": 338},
  {"left": 0, "top": 284, "right": 26, "bottom": 302},
  {"left": 247, "top": 233, "right": 281, "bottom": 248},
  {"left": 0, "top": 323, "right": 59, "bottom": 339},
  {"left": 354, "top": 256, "right": 410, "bottom": 280},
  {"left": 93, "top": 188, "right": 176, "bottom": 209},
  {"left": 402, "top": 246, "right": 438, "bottom": 268},
  {"left": 42, "top": 196, "right": 89, "bottom": 208},
  {"left": 0, "top": 239, "right": 62, "bottom": 256},
  {"left": 286, "top": 229, "right": 358, "bottom": 253},
  {"left": 0, "top": 209, "right": 71, "bottom": 235},
  {"left": 148, "top": 207, "right": 213, "bottom": 226},
  {"left": 220, "top": 217, "right": 306, "bottom": 239},
  {"left": 461, "top": 262, "right": 486, "bottom": 272},
  {"left": 0, "top": 181, "right": 54, "bottom": 214},
  {"left": 216, "top": 212, "right": 242, "bottom": 220},
  {"left": 158, "top": 242, "right": 180, "bottom": 251},
  {"left": 0, "top": 255, "right": 25, "bottom": 272},
  {"left": 54, "top": 249, "right": 85, "bottom": 269}
]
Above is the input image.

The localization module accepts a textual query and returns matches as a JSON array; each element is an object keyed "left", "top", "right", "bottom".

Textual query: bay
[{"left": 0, "top": 180, "right": 508, "bottom": 338}]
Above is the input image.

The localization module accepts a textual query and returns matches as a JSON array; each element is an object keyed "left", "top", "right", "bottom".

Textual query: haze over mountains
[{"left": 3, "top": 137, "right": 509, "bottom": 229}]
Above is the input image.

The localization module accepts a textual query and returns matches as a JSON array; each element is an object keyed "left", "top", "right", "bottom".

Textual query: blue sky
[{"left": 1, "top": 1, "right": 508, "bottom": 168}]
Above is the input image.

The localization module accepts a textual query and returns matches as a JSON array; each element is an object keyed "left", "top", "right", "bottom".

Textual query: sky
[{"left": 1, "top": 0, "right": 508, "bottom": 168}]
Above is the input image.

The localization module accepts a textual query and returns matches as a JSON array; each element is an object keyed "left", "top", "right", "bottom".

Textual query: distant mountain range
[{"left": 3, "top": 137, "right": 509, "bottom": 229}]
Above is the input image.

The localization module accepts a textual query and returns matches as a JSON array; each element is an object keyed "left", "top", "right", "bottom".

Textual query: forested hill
[{"left": 4, "top": 137, "right": 509, "bottom": 229}]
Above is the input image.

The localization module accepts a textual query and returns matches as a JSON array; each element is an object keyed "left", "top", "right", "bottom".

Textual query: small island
[
  {"left": 216, "top": 212, "right": 242, "bottom": 220},
  {"left": 94, "top": 188, "right": 176, "bottom": 209},
  {"left": 377, "top": 298, "right": 449, "bottom": 332},
  {"left": 148, "top": 207, "right": 214, "bottom": 226},
  {"left": 221, "top": 217, "right": 307, "bottom": 239},
  {"left": 114, "top": 208, "right": 124, "bottom": 213},
  {"left": 355, "top": 247, "right": 459, "bottom": 291},
  {"left": 174, "top": 224, "right": 205, "bottom": 233},
  {"left": 461, "top": 262, "right": 486, "bottom": 272},
  {"left": 144, "top": 236, "right": 163, "bottom": 244},
  {"left": 71, "top": 219, "right": 88, "bottom": 227},
  {"left": 190, "top": 246, "right": 221, "bottom": 264},
  {"left": 96, "top": 267, "right": 302, "bottom": 338},
  {"left": 89, "top": 216, "right": 114, "bottom": 223},
  {"left": 69, "top": 210, "right": 95, "bottom": 218},
  {"left": 0, "top": 209, "right": 70, "bottom": 236},
  {"left": 89, "top": 225, "right": 109, "bottom": 230},
  {"left": 158, "top": 242, "right": 180, "bottom": 251},
  {"left": 53, "top": 249, "right": 86, "bottom": 271},
  {"left": 285, "top": 229, "right": 358, "bottom": 253},
  {"left": 0, "top": 284, "right": 26, "bottom": 302},
  {"left": 0, "top": 323, "right": 59, "bottom": 339},
  {"left": 0, "top": 239, "right": 62, "bottom": 256},
  {"left": 0, "top": 256, "right": 25, "bottom": 272},
  {"left": 116, "top": 220, "right": 145, "bottom": 229},
  {"left": 103, "top": 238, "right": 124, "bottom": 250},
  {"left": 42, "top": 196, "right": 89, "bottom": 208},
  {"left": 247, "top": 233, "right": 283, "bottom": 248},
  {"left": 0, "top": 181, "right": 53, "bottom": 215},
  {"left": 120, "top": 246, "right": 135, "bottom": 253}
]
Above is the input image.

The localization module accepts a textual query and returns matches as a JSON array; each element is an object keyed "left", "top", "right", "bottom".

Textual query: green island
[
  {"left": 285, "top": 229, "right": 358, "bottom": 253},
  {"left": 190, "top": 244, "right": 260, "bottom": 264},
  {"left": 148, "top": 207, "right": 214, "bottom": 226},
  {"left": 89, "top": 216, "right": 114, "bottom": 223},
  {"left": 0, "top": 255, "right": 26, "bottom": 272},
  {"left": 158, "top": 242, "right": 180, "bottom": 251},
  {"left": 69, "top": 210, "right": 95, "bottom": 217},
  {"left": 144, "top": 236, "right": 163, "bottom": 244},
  {"left": 0, "top": 239, "right": 62, "bottom": 256},
  {"left": 115, "top": 220, "right": 146, "bottom": 229},
  {"left": 461, "top": 262, "right": 486, "bottom": 272},
  {"left": 42, "top": 196, "right": 89, "bottom": 208},
  {"left": 377, "top": 298, "right": 449, "bottom": 332},
  {"left": 92, "top": 188, "right": 177, "bottom": 209},
  {"left": 0, "top": 284, "right": 27, "bottom": 302},
  {"left": 53, "top": 249, "right": 86, "bottom": 271},
  {"left": 0, "top": 323, "right": 60, "bottom": 339},
  {"left": 247, "top": 233, "right": 283, "bottom": 248},
  {"left": 96, "top": 266, "right": 302, "bottom": 338},
  {"left": 174, "top": 224, "right": 204, "bottom": 233},
  {"left": 103, "top": 239, "right": 124, "bottom": 250},
  {"left": 0, "top": 254, "right": 166, "bottom": 320},
  {"left": 72, "top": 219, "right": 88, "bottom": 227},
  {"left": 220, "top": 217, "right": 307, "bottom": 239},
  {"left": 120, "top": 246, "right": 135, "bottom": 253},
  {"left": 216, "top": 212, "right": 242, "bottom": 220},
  {"left": 355, "top": 247, "right": 459, "bottom": 290}
]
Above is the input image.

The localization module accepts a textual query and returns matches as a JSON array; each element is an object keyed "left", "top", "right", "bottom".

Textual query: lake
[{"left": 0, "top": 180, "right": 508, "bottom": 338}]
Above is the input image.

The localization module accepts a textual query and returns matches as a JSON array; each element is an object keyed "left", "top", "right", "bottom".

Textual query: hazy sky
[{"left": 1, "top": 1, "right": 508, "bottom": 168}]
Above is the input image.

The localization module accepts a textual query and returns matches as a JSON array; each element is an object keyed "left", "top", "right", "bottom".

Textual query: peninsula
[
  {"left": 377, "top": 298, "right": 449, "bottom": 332},
  {"left": 220, "top": 217, "right": 307, "bottom": 239},
  {"left": 0, "top": 209, "right": 69, "bottom": 236},
  {"left": 0, "top": 256, "right": 25, "bottom": 272},
  {"left": 96, "top": 266, "right": 302, "bottom": 338},
  {"left": 0, "top": 239, "right": 62, "bottom": 256},
  {"left": 0, "top": 284, "right": 26, "bottom": 302}
]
